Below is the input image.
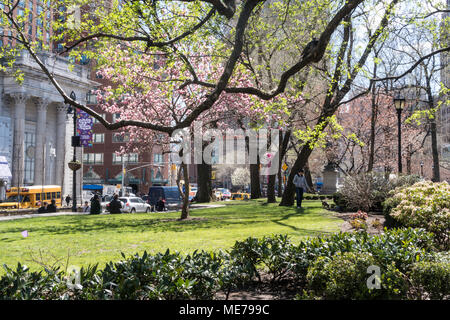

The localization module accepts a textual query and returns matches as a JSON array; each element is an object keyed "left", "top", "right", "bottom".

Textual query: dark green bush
[
  {"left": 332, "top": 192, "right": 348, "bottom": 211},
  {"left": 304, "top": 252, "right": 408, "bottom": 299},
  {"left": 0, "top": 229, "right": 443, "bottom": 300},
  {"left": 290, "top": 228, "right": 434, "bottom": 283},
  {"left": 228, "top": 234, "right": 295, "bottom": 283},
  {"left": 410, "top": 252, "right": 450, "bottom": 300}
]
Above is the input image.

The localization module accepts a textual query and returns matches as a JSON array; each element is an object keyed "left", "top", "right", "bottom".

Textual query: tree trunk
[
  {"left": 425, "top": 75, "right": 440, "bottom": 182},
  {"left": 406, "top": 144, "right": 412, "bottom": 175},
  {"left": 267, "top": 174, "right": 276, "bottom": 203},
  {"left": 266, "top": 129, "right": 276, "bottom": 203},
  {"left": 247, "top": 132, "right": 261, "bottom": 199},
  {"left": 305, "top": 165, "right": 313, "bottom": 192},
  {"left": 368, "top": 53, "right": 379, "bottom": 172},
  {"left": 430, "top": 119, "right": 441, "bottom": 182},
  {"left": 196, "top": 161, "right": 212, "bottom": 202},
  {"left": 277, "top": 169, "right": 283, "bottom": 197},
  {"left": 279, "top": 146, "right": 314, "bottom": 206},
  {"left": 250, "top": 159, "right": 261, "bottom": 199},
  {"left": 178, "top": 163, "right": 190, "bottom": 220}
]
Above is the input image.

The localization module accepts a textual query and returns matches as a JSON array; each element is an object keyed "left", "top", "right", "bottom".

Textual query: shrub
[
  {"left": 349, "top": 219, "right": 367, "bottom": 231},
  {"left": 0, "top": 264, "right": 65, "bottom": 300},
  {"left": 410, "top": 255, "right": 450, "bottom": 300},
  {"left": 371, "top": 218, "right": 383, "bottom": 230},
  {"left": 383, "top": 181, "right": 450, "bottom": 249},
  {"left": 340, "top": 173, "right": 421, "bottom": 212},
  {"left": 332, "top": 192, "right": 348, "bottom": 211},
  {"left": 304, "top": 252, "right": 408, "bottom": 299},
  {"left": 350, "top": 210, "right": 368, "bottom": 221},
  {"left": 291, "top": 228, "right": 434, "bottom": 282},
  {"left": 228, "top": 235, "right": 295, "bottom": 284}
]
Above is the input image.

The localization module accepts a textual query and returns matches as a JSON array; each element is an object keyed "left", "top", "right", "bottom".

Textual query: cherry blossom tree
[{"left": 94, "top": 46, "right": 281, "bottom": 218}]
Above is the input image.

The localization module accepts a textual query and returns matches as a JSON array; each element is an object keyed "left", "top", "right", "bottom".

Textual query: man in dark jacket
[
  {"left": 108, "top": 194, "right": 122, "bottom": 214},
  {"left": 47, "top": 200, "right": 57, "bottom": 213},
  {"left": 90, "top": 194, "right": 101, "bottom": 214}
]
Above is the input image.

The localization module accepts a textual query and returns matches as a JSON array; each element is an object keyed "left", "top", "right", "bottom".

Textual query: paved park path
[{"left": 0, "top": 203, "right": 226, "bottom": 222}]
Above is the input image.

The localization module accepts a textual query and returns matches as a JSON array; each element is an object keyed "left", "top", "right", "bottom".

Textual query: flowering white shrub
[{"left": 386, "top": 181, "right": 450, "bottom": 249}]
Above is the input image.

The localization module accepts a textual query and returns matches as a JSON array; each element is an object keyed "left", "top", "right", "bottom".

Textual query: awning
[
  {"left": 83, "top": 184, "right": 103, "bottom": 191},
  {"left": 0, "top": 156, "right": 12, "bottom": 180}
]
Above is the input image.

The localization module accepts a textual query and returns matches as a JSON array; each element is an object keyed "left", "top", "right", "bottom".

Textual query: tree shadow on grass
[{"left": 0, "top": 203, "right": 338, "bottom": 238}]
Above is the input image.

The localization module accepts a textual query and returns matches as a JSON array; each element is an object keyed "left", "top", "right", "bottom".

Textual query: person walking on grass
[{"left": 293, "top": 169, "right": 312, "bottom": 208}]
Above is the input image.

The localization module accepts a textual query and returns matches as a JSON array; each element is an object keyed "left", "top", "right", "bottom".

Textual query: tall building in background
[{"left": 0, "top": 1, "right": 93, "bottom": 199}]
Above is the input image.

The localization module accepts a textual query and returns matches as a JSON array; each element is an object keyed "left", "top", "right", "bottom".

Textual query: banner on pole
[{"left": 76, "top": 110, "right": 93, "bottom": 147}]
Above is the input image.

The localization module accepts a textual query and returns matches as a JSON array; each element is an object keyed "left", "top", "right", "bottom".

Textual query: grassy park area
[{"left": 0, "top": 200, "right": 342, "bottom": 273}]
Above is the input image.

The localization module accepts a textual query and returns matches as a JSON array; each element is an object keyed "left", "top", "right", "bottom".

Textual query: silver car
[{"left": 118, "top": 197, "right": 152, "bottom": 213}]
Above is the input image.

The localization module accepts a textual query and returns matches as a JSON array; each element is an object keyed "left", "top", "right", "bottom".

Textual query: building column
[
  {"left": 55, "top": 104, "right": 67, "bottom": 187},
  {"left": 11, "top": 93, "right": 28, "bottom": 187},
  {"left": 34, "top": 98, "right": 48, "bottom": 186}
]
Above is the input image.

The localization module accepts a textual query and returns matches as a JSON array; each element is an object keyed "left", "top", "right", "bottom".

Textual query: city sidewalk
[{"left": 0, "top": 203, "right": 226, "bottom": 222}]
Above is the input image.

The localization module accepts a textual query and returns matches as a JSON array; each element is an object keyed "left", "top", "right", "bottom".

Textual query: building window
[
  {"left": 112, "top": 132, "right": 130, "bottom": 143},
  {"left": 92, "top": 113, "right": 105, "bottom": 124},
  {"left": 153, "top": 153, "right": 163, "bottom": 164},
  {"left": 113, "top": 153, "right": 139, "bottom": 164},
  {"left": 93, "top": 133, "right": 104, "bottom": 143},
  {"left": 83, "top": 153, "right": 103, "bottom": 165}
]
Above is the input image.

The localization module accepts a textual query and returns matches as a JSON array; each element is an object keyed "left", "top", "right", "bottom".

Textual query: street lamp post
[
  {"left": 393, "top": 95, "right": 405, "bottom": 174},
  {"left": 67, "top": 91, "right": 80, "bottom": 212},
  {"left": 420, "top": 161, "right": 424, "bottom": 177}
]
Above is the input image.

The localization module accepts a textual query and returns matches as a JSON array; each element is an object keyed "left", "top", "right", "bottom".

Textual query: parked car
[
  {"left": 231, "top": 192, "right": 250, "bottom": 200},
  {"left": 189, "top": 187, "right": 198, "bottom": 202},
  {"left": 213, "top": 189, "right": 223, "bottom": 200},
  {"left": 217, "top": 188, "right": 231, "bottom": 200},
  {"left": 118, "top": 197, "right": 152, "bottom": 213},
  {"left": 148, "top": 186, "right": 182, "bottom": 211},
  {"left": 102, "top": 195, "right": 125, "bottom": 213}
]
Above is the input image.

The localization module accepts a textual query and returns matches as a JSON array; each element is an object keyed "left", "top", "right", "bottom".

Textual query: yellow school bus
[{"left": 0, "top": 185, "right": 62, "bottom": 209}]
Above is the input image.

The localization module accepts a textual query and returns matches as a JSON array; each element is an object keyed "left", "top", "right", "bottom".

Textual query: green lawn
[{"left": 0, "top": 199, "right": 343, "bottom": 273}]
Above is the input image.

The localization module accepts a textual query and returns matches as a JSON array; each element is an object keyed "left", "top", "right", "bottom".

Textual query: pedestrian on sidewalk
[{"left": 65, "top": 195, "right": 71, "bottom": 207}]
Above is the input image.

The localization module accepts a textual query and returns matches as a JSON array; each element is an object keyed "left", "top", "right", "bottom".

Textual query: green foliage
[
  {"left": 228, "top": 234, "right": 295, "bottom": 283},
  {"left": 383, "top": 181, "right": 450, "bottom": 249},
  {"left": 0, "top": 229, "right": 442, "bottom": 300},
  {"left": 304, "top": 252, "right": 407, "bottom": 299},
  {"left": 410, "top": 253, "right": 450, "bottom": 300},
  {"left": 290, "top": 228, "right": 434, "bottom": 283}
]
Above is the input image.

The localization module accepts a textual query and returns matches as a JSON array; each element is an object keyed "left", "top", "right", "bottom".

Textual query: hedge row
[{"left": 0, "top": 229, "right": 448, "bottom": 300}]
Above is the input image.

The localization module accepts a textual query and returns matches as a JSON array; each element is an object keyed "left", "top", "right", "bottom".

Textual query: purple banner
[{"left": 76, "top": 110, "right": 93, "bottom": 147}]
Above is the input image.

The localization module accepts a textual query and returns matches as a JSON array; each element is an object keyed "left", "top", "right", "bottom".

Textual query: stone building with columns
[{"left": 0, "top": 50, "right": 94, "bottom": 200}]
